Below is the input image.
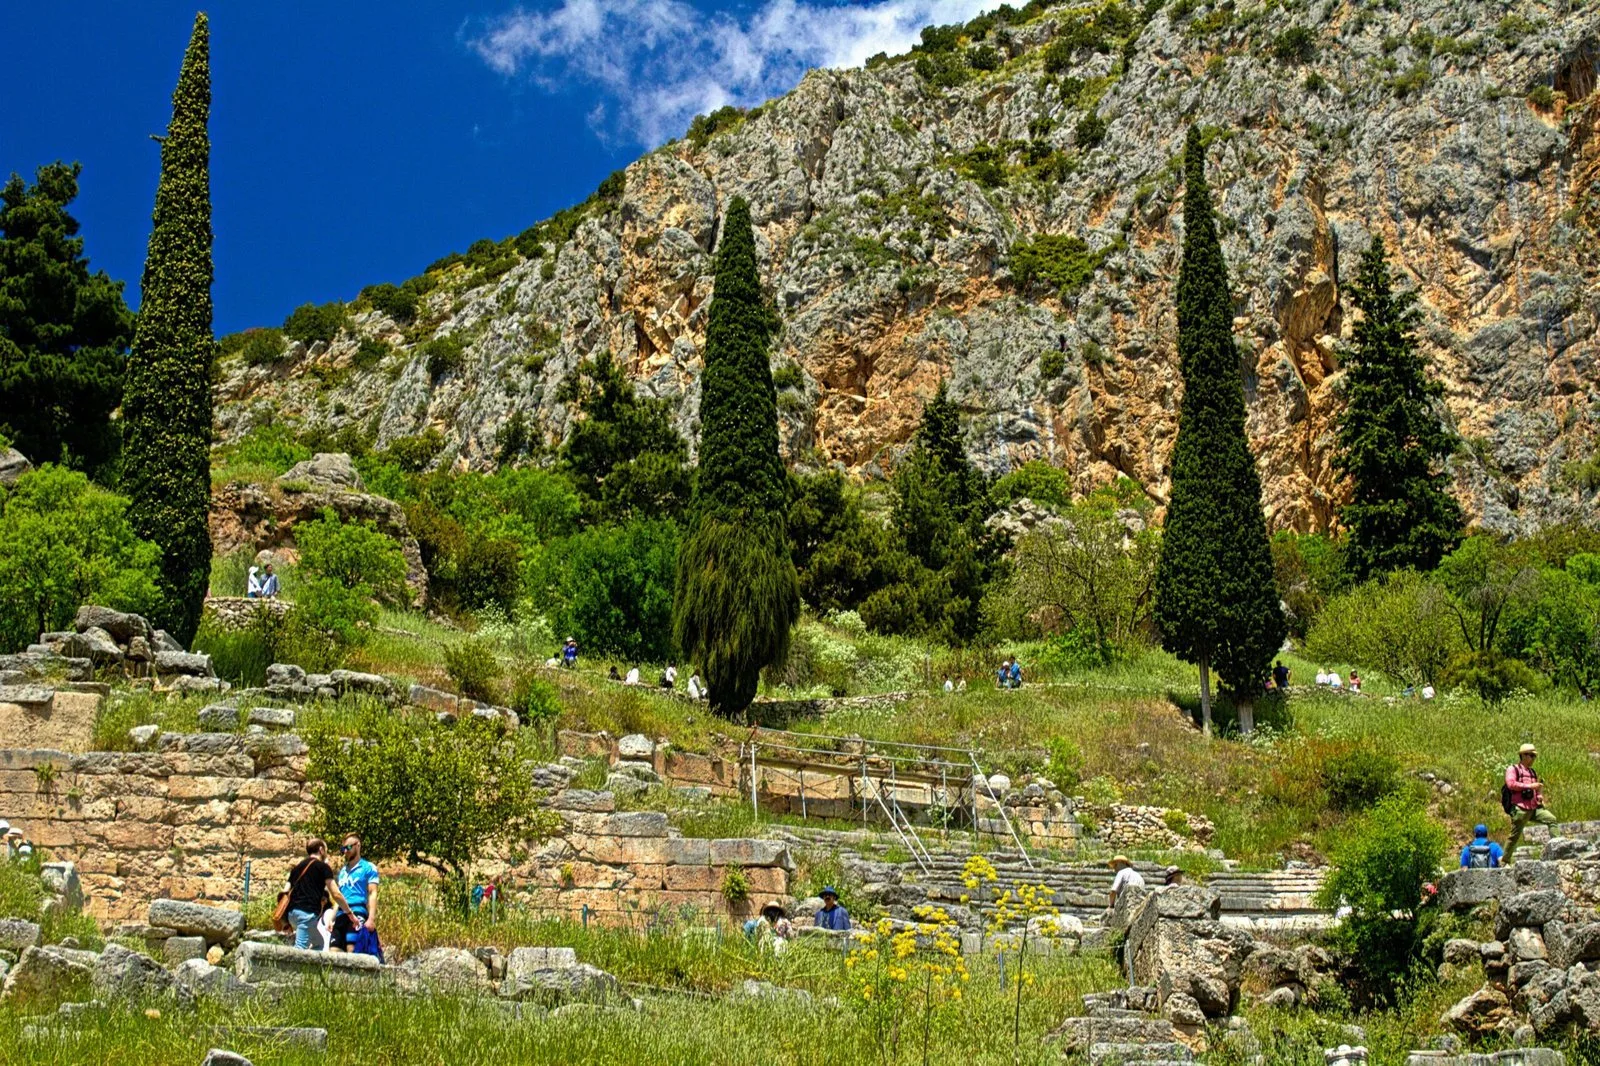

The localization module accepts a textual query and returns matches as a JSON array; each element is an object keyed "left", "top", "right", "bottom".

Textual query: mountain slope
[{"left": 214, "top": 0, "right": 1600, "bottom": 534}]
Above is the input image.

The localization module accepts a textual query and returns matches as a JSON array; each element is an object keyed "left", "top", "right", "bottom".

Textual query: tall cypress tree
[
  {"left": 673, "top": 197, "right": 800, "bottom": 717},
  {"left": 1152, "top": 127, "right": 1285, "bottom": 735},
  {"left": 1334, "top": 237, "right": 1462, "bottom": 579},
  {"left": 122, "top": 13, "right": 213, "bottom": 646},
  {"left": 0, "top": 162, "right": 133, "bottom": 479}
]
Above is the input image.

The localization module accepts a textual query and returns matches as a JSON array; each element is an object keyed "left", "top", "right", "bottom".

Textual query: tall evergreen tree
[
  {"left": 557, "top": 349, "right": 691, "bottom": 524},
  {"left": 1152, "top": 127, "right": 1285, "bottom": 734},
  {"left": 0, "top": 162, "right": 134, "bottom": 479},
  {"left": 673, "top": 197, "right": 799, "bottom": 717},
  {"left": 1334, "top": 237, "right": 1462, "bottom": 579},
  {"left": 122, "top": 13, "right": 214, "bottom": 646}
]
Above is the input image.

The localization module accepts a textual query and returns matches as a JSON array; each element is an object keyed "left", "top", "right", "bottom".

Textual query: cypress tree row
[
  {"left": 1334, "top": 237, "right": 1462, "bottom": 579},
  {"left": 673, "top": 196, "right": 800, "bottom": 718},
  {"left": 1152, "top": 127, "right": 1285, "bottom": 735},
  {"left": 122, "top": 13, "right": 214, "bottom": 646}
]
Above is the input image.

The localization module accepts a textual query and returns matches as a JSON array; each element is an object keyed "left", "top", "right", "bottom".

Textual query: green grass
[{"left": 0, "top": 855, "right": 102, "bottom": 948}]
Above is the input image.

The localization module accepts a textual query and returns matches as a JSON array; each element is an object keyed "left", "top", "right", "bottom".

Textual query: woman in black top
[{"left": 285, "top": 838, "right": 359, "bottom": 950}]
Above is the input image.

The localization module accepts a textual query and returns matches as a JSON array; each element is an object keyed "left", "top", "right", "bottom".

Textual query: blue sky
[{"left": 5, "top": 1, "right": 990, "bottom": 334}]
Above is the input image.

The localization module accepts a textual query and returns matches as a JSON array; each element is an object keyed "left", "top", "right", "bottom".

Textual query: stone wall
[
  {"left": 201, "top": 597, "right": 293, "bottom": 632},
  {"left": 0, "top": 686, "right": 104, "bottom": 753},
  {"left": 0, "top": 735, "right": 790, "bottom": 926}
]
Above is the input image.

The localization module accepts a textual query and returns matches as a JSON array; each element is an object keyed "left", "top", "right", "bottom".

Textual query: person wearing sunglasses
[{"left": 331, "top": 835, "right": 380, "bottom": 951}]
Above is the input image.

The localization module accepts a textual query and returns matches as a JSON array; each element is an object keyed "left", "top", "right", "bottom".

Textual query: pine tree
[
  {"left": 1334, "top": 237, "right": 1463, "bottom": 579},
  {"left": 1152, "top": 127, "right": 1285, "bottom": 735},
  {"left": 673, "top": 197, "right": 799, "bottom": 717},
  {"left": 122, "top": 13, "right": 213, "bottom": 646},
  {"left": 0, "top": 162, "right": 134, "bottom": 478}
]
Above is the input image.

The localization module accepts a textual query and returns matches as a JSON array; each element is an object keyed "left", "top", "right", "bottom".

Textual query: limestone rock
[
  {"left": 0, "top": 945, "right": 93, "bottom": 1005},
  {"left": 0, "top": 447, "right": 32, "bottom": 487},
  {"left": 281, "top": 452, "right": 363, "bottom": 490},
  {"left": 396, "top": 947, "right": 492, "bottom": 993},
  {"left": 148, "top": 899, "right": 245, "bottom": 947},
  {"left": 60, "top": 627, "right": 123, "bottom": 665},
  {"left": 232, "top": 942, "right": 381, "bottom": 987},
  {"left": 154, "top": 650, "right": 215, "bottom": 678},
  {"left": 200, "top": 1051, "right": 254, "bottom": 1066},
  {"left": 329, "top": 669, "right": 393, "bottom": 699},
  {"left": 1503, "top": 890, "right": 1572, "bottom": 930},
  {"left": 0, "top": 919, "right": 42, "bottom": 953},
  {"left": 163, "top": 936, "right": 208, "bottom": 964},
  {"left": 1443, "top": 985, "right": 1514, "bottom": 1037},
  {"left": 616, "top": 734, "right": 655, "bottom": 759},
  {"left": 197, "top": 704, "right": 241, "bottom": 731},
  {"left": 92, "top": 942, "right": 174, "bottom": 999},
  {"left": 173, "top": 958, "right": 253, "bottom": 1003},
  {"left": 129, "top": 724, "right": 161, "bottom": 749},
  {"left": 73, "top": 606, "right": 152, "bottom": 645},
  {"left": 1443, "top": 939, "right": 1481, "bottom": 967}
]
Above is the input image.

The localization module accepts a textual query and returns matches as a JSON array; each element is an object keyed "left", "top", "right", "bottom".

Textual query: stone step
[{"left": 1054, "top": 1015, "right": 1180, "bottom": 1047}]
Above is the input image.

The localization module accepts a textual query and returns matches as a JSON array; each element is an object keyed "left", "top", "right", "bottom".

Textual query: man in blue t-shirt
[
  {"left": 1459, "top": 824, "right": 1504, "bottom": 869},
  {"left": 332, "top": 834, "right": 380, "bottom": 952}
]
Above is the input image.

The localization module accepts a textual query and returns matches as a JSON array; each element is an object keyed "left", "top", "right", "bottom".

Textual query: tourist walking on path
[
  {"left": 1459, "top": 824, "right": 1504, "bottom": 869},
  {"left": 331, "top": 834, "right": 380, "bottom": 952},
  {"left": 282, "top": 838, "right": 359, "bottom": 950},
  {"left": 1272, "top": 661, "right": 1289, "bottom": 690},
  {"left": 562, "top": 637, "right": 579, "bottom": 668},
  {"left": 1505, "top": 744, "right": 1557, "bottom": 858},
  {"left": 246, "top": 566, "right": 262, "bottom": 598},
  {"left": 813, "top": 886, "right": 850, "bottom": 931}
]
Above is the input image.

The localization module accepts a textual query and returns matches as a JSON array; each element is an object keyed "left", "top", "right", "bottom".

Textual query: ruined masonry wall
[{"left": 0, "top": 736, "right": 790, "bottom": 925}]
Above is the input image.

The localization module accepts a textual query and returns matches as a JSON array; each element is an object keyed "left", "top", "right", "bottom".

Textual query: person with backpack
[
  {"left": 1459, "top": 824, "right": 1504, "bottom": 869},
  {"left": 1505, "top": 743, "right": 1557, "bottom": 858}
]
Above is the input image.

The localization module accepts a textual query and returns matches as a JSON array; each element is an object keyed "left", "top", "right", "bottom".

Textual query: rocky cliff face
[{"left": 214, "top": 0, "right": 1600, "bottom": 534}]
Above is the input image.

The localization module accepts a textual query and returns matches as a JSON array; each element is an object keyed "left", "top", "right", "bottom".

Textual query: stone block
[
  {"left": 597, "top": 812, "right": 669, "bottom": 837},
  {"left": 0, "top": 945, "right": 93, "bottom": 1005},
  {"left": 246, "top": 707, "right": 296, "bottom": 729},
  {"left": 1503, "top": 891, "right": 1571, "bottom": 929},
  {"left": 0, "top": 919, "right": 42, "bottom": 953},
  {"left": 1437, "top": 869, "right": 1515, "bottom": 913},
  {"left": 1544, "top": 921, "right": 1600, "bottom": 969},
  {"left": 154, "top": 650, "right": 214, "bottom": 677},
  {"left": 407, "top": 684, "right": 458, "bottom": 714},
  {"left": 74, "top": 606, "right": 151, "bottom": 644},
  {"left": 553, "top": 789, "right": 614, "bottom": 813},
  {"left": 148, "top": 899, "right": 246, "bottom": 946},
  {"left": 708, "top": 839, "right": 795, "bottom": 870},
  {"left": 617, "top": 734, "right": 655, "bottom": 759},
  {"left": 233, "top": 941, "right": 382, "bottom": 986},
  {"left": 93, "top": 942, "right": 174, "bottom": 999},
  {"left": 329, "top": 669, "right": 392, "bottom": 698},
  {"left": 662, "top": 838, "right": 712, "bottom": 865},
  {"left": 163, "top": 936, "right": 208, "bottom": 964}
]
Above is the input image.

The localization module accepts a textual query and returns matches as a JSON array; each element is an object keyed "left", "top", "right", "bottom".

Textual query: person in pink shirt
[{"left": 1505, "top": 743, "right": 1556, "bottom": 858}]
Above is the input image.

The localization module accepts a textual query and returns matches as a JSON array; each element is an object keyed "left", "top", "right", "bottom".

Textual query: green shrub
[
  {"left": 421, "top": 335, "right": 467, "bottom": 380},
  {"left": 1306, "top": 571, "right": 1462, "bottom": 685},
  {"left": 1009, "top": 234, "right": 1102, "bottom": 298},
  {"left": 295, "top": 576, "right": 376, "bottom": 649},
  {"left": 454, "top": 536, "right": 523, "bottom": 612},
  {"left": 352, "top": 338, "right": 391, "bottom": 370},
  {"left": 224, "top": 327, "right": 287, "bottom": 366},
  {"left": 296, "top": 508, "right": 412, "bottom": 607},
  {"left": 1316, "top": 797, "right": 1448, "bottom": 1005},
  {"left": 686, "top": 105, "right": 744, "bottom": 148},
  {"left": 1045, "top": 736, "right": 1083, "bottom": 791},
  {"left": 1388, "top": 61, "right": 1431, "bottom": 97},
  {"left": 512, "top": 671, "right": 563, "bottom": 729},
  {"left": 215, "top": 422, "right": 312, "bottom": 476},
  {"left": 282, "top": 302, "right": 347, "bottom": 345},
  {"left": 1440, "top": 650, "right": 1544, "bottom": 705},
  {"left": 1039, "top": 349, "right": 1066, "bottom": 380},
  {"left": 1271, "top": 26, "right": 1317, "bottom": 63},
  {"left": 554, "top": 519, "right": 680, "bottom": 662},
  {"left": 444, "top": 637, "right": 502, "bottom": 702},
  {"left": 1322, "top": 748, "right": 1403, "bottom": 812},
  {"left": 992, "top": 460, "right": 1072, "bottom": 509},
  {"left": 968, "top": 44, "right": 1001, "bottom": 70},
  {"left": 957, "top": 145, "right": 1008, "bottom": 187},
  {"left": 770, "top": 361, "right": 805, "bottom": 391},
  {"left": 360, "top": 282, "right": 420, "bottom": 324},
  {"left": 1075, "top": 112, "right": 1107, "bottom": 149},
  {"left": 0, "top": 465, "right": 162, "bottom": 652},
  {"left": 720, "top": 865, "right": 750, "bottom": 905},
  {"left": 1528, "top": 84, "right": 1556, "bottom": 109}
]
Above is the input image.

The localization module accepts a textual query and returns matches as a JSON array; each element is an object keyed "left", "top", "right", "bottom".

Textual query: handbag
[{"left": 272, "top": 860, "right": 313, "bottom": 934}]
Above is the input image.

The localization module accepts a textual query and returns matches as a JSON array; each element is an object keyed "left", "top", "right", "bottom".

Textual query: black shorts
[{"left": 332, "top": 908, "right": 365, "bottom": 947}]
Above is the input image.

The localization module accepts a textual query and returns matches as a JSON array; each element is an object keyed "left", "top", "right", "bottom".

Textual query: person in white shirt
[
  {"left": 1422, "top": 684, "right": 1436, "bottom": 700},
  {"left": 247, "top": 566, "right": 262, "bottom": 598},
  {"left": 663, "top": 663, "right": 678, "bottom": 686},
  {"left": 1315, "top": 669, "right": 1330, "bottom": 686},
  {"left": 1107, "top": 855, "right": 1145, "bottom": 909},
  {"left": 942, "top": 677, "right": 954, "bottom": 693},
  {"left": 624, "top": 666, "right": 641, "bottom": 685},
  {"left": 1328, "top": 672, "right": 1342, "bottom": 689},
  {"left": 686, "top": 674, "right": 702, "bottom": 700}
]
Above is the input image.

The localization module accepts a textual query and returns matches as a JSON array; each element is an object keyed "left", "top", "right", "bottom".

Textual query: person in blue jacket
[
  {"left": 813, "top": 886, "right": 850, "bottom": 931},
  {"left": 1459, "top": 824, "right": 1504, "bottom": 869}
]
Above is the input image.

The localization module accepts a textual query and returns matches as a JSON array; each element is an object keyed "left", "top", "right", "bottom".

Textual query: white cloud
[{"left": 467, "top": 0, "right": 998, "bottom": 145}]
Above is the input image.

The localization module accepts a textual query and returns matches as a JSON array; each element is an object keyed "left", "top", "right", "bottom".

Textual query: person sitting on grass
[
  {"left": 1505, "top": 743, "right": 1557, "bottom": 858},
  {"left": 624, "top": 664, "right": 641, "bottom": 685},
  {"left": 744, "top": 899, "right": 795, "bottom": 953},
  {"left": 996, "top": 659, "right": 1011, "bottom": 688},
  {"left": 1459, "top": 824, "right": 1504, "bottom": 869},
  {"left": 813, "top": 886, "right": 850, "bottom": 931},
  {"left": 1008, "top": 659, "right": 1022, "bottom": 689}
]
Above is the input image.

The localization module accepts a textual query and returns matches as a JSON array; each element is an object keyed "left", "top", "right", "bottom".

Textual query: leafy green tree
[
  {"left": 121, "top": 14, "right": 214, "bottom": 646},
  {"left": 1009, "top": 495, "right": 1160, "bottom": 658},
  {"left": 0, "top": 163, "right": 133, "bottom": 479},
  {"left": 305, "top": 709, "right": 560, "bottom": 913},
  {"left": 1316, "top": 796, "right": 1448, "bottom": 1006},
  {"left": 992, "top": 460, "right": 1073, "bottom": 510},
  {"left": 1333, "top": 237, "right": 1462, "bottom": 579},
  {"left": 1271, "top": 531, "right": 1348, "bottom": 636},
  {"left": 1501, "top": 567, "right": 1600, "bottom": 695},
  {"left": 556, "top": 518, "right": 680, "bottom": 662},
  {"left": 281, "top": 301, "right": 345, "bottom": 344},
  {"left": 0, "top": 465, "right": 162, "bottom": 651},
  {"left": 674, "top": 197, "right": 800, "bottom": 716},
  {"left": 1152, "top": 127, "right": 1285, "bottom": 733},
  {"left": 558, "top": 350, "right": 691, "bottom": 523},
  {"left": 1435, "top": 535, "right": 1540, "bottom": 653},
  {"left": 296, "top": 509, "right": 411, "bottom": 607},
  {"left": 786, "top": 470, "right": 900, "bottom": 613},
  {"left": 1305, "top": 570, "right": 1462, "bottom": 686}
]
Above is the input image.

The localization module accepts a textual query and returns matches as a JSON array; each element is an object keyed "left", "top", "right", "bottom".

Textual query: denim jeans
[{"left": 288, "top": 908, "right": 317, "bottom": 950}]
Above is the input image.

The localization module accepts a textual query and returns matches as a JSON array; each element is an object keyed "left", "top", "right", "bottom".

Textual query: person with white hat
[
  {"left": 1505, "top": 743, "right": 1557, "bottom": 859},
  {"left": 1107, "top": 856, "right": 1145, "bottom": 910}
]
